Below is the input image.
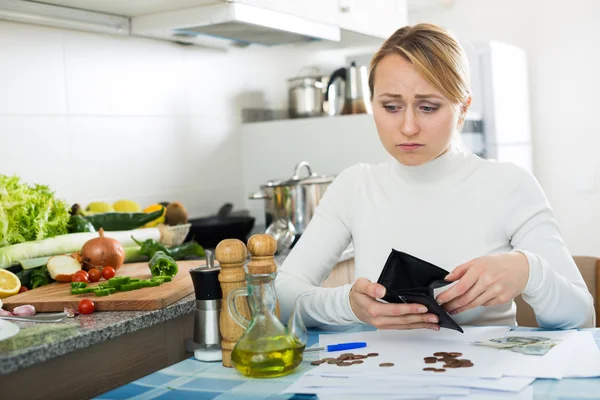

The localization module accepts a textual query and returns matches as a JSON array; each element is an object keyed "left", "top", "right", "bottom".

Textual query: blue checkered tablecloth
[{"left": 97, "top": 326, "right": 600, "bottom": 400}]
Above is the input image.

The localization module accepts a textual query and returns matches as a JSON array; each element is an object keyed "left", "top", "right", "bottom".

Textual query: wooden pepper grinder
[
  {"left": 247, "top": 234, "right": 280, "bottom": 318},
  {"left": 216, "top": 239, "right": 250, "bottom": 368}
]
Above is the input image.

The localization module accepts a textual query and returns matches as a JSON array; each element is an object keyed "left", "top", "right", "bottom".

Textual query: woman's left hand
[{"left": 436, "top": 252, "right": 530, "bottom": 315}]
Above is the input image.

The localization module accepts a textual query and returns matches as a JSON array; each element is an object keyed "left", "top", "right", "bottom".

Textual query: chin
[{"left": 394, "top": 154, "right": 431, "bottom": 167}]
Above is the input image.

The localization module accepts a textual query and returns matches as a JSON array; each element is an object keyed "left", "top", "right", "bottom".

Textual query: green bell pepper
[
  {"left": 148, "top": 251, "right": 178, "bottom": 278},
  {"left": 67, "top": 215, "right": 96, "bottom": 233}
]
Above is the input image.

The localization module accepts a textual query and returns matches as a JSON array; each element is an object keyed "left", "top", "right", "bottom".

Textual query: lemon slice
[{"left": 0, "top": 269, "right": 21, "bottom": 298}]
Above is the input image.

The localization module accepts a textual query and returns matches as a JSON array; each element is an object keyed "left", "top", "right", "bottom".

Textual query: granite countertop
[{"left": 0, "top": 244, "right": 354, "bottom": 376}]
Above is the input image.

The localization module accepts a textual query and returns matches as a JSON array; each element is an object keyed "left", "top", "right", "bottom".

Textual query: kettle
[{"left": 325, "top": 62, "right": 373, "bottom": 115}]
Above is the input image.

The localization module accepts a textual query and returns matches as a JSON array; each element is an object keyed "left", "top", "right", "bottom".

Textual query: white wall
[
  {"left": 0, "top": 20, "right": 360, "bottom": 218},
  {"left": 409, "top": 0, "right": 600, "bottom": 256}
]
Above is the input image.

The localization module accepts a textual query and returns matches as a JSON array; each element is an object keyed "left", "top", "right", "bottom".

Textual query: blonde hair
[{"left": 369, "top": 23, "right": 471, "bottom": 111}]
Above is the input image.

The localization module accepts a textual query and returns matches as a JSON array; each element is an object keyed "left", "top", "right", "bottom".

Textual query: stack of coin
[
  {"left": 310, "top": 352, "right": 381, "bottom": 367},
  {"left": 422, "top": 351, "right": 474, "bottom": 372}
]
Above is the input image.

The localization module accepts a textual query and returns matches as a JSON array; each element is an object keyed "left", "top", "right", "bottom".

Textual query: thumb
[{"left": 353, "top": 278, "right": 386, "bottom": 299}]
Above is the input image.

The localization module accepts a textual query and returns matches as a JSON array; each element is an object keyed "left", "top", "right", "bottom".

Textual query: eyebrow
[{"left": 378, "top": 93, "right": 443, "bottom": 100}]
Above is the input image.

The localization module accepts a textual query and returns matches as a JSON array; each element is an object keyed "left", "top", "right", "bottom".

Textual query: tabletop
[{"left": 96, "top": 325, "right": 600, "bottom": 400}]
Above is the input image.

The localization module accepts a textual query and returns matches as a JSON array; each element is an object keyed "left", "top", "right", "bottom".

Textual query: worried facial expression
[{"left": 372, "top": 54, "right": 464, "bottom": 166}]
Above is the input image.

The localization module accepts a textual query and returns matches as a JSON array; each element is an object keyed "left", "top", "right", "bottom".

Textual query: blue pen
[{"left": 304, "top": 341, "right": 367, "bottom": 353}]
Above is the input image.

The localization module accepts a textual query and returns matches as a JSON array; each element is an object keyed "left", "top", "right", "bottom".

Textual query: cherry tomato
[
  {"left": 72, "top": 272, "right": 89, "bottom": 283},
  {"left": 19, "top": 286, "right": 28, "bottom": 293},
  {"left": 74, "top": 270, "right": 89, "bottom": 280},
  {"left": 78, "top": 299, "right": 95, "bottom": 315},
  {"left": 88, "top": 268, "right": 101, "bottom": 283},
  {"left": 102, "top": 266, "right": 116, "bottom": 280}
]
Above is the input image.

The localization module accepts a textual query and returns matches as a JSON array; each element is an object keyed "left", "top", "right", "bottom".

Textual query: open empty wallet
[{"left": 376, "top": 249, "right": 464, "bottom": 333}]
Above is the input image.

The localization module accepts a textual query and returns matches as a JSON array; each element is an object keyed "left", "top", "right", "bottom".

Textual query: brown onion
[{"left": 80, "top": 228, "right": 125, "bottom": 271}]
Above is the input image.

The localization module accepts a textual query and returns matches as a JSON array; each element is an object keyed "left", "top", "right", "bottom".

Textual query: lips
[{"left": 397, "top": 143, "right": 424, "bottom": 151}]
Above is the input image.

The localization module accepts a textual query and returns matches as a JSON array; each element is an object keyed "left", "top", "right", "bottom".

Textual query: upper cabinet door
[
  {"left": 337, "top": 0, "right": 407, "bottom": 39},
  {"left": 232, "top": 0, "right": 340, "bottom": 26}
]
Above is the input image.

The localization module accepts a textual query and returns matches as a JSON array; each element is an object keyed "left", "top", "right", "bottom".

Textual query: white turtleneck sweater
[{"left": 275, "top": 148, "right": 595, "bottom": 330}]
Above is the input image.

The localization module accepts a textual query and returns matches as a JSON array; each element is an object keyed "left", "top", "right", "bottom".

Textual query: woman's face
[{"left": 372, "top": 54, "right": 463, "bottom": 166}]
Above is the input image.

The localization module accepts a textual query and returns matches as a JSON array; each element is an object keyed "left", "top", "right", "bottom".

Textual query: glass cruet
[{"left": 228, "top": 272, "right": 311, "bottom": 378}]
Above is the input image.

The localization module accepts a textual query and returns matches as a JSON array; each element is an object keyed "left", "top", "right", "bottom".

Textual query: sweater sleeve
[
  {"left": 505, "top": 168, "right": 595, "bottom": 329},
  {"left": 275, "top": 165, "right": 362, "bottom": 327}
]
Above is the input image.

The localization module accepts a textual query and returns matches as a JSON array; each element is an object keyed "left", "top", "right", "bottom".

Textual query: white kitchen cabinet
[
  {"left": 231, "top": 0, "right": 339, "bottom": 27},
  {"left": 337, "top": 0, "right": 407, "bottom": 39}
]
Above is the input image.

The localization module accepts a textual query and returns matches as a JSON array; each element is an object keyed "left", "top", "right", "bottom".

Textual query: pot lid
[{"left": 264, "top": 161, "right": 335, "bottom": 187}]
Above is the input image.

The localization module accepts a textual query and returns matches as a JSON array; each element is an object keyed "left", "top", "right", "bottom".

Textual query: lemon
[
  {"left": 86, "top": 202, "right": 114, "bottom": 213},
  {"left": 0, "top": 269, "right": 21, "bottom": 298},
  {"left": 114, "top": 199, "right": 142, "bottom": 213}
]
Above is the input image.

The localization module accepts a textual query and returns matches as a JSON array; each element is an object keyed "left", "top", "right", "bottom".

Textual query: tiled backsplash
[{"left": 0, "top": 20, "right": 370, "bottom": 218}]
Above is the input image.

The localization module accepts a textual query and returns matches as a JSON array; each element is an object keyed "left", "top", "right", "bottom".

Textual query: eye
[
  {"left": 383, "top": 105, "right": 400, "bottom": 112},
  {"left": 420, "top": 105, "right": 439, "bottom": 113}
]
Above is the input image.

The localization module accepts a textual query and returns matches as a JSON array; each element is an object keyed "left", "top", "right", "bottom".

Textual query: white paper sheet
[
  {"left": 440, "top": 385, "right": 533, "bottom": 400},
  {"left": 284, "top": 374, "right": 534, "bottom": 393},
  {"left": 313, "top": 327, "right": 600, "bottom": 379}
]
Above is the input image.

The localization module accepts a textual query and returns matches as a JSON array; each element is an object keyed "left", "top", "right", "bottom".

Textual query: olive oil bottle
[{"left": 231, "top": 335, "right": 305, "bottom": 378}]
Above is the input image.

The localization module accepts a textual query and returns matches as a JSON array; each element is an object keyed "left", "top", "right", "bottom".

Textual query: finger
[
  {"left": 378, "top": 323, "right": 440, "bottom": 331},
  {"left": 449, "top": 290, "right": 496, "bottom": 315},
  {"left": 372, "top": 313, "right": 439, "bottom": 327},
  {"left": 365, "top": 301, "right": 429, "bottom": 319},
  {"left": 443, "top": 278, "right": 488, "bottom": 313},
  {"left": 445, "top": 260, "right": 475, "bottom": 282},
  {"left": 437, "top": 269, "right": 479, "bottom": 305},
  {"left": 352, "top": 278, "right": 386, "bottom": 298}
]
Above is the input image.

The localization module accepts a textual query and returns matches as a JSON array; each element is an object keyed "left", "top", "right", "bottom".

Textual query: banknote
[{"left": 471, "top": 336, "right": 562, "bottom": 356}]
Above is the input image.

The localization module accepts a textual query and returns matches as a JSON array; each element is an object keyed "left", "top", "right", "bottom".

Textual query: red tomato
[
  {"left": 102, "top": 266, "right": 116, "bottom": 280},
  {"left": 78, "top": 299, "right": 95, "bottom": 315},
  {"left": 19, "top": 286, "right": 28, "bottom": 293},
  {"left": 88, "top": 268, "right": 101, "bottom": 283},
  {"left": 74, "top": 270, "right": 89, "bottom": 279},
  {"left": 72, "top": 273, "right": 89, "bottom": 283}
]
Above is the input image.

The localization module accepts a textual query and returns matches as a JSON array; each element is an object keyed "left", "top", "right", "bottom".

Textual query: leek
[{"left": 0, "top": 228, "right": 161, "bottom": 269}]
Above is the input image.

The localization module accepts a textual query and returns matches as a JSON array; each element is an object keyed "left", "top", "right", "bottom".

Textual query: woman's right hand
[{"left": 349, "top": 277, "right": 440, "bottom": 330}]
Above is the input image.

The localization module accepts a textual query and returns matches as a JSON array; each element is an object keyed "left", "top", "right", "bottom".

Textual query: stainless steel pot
[
  {"left": 288, "top": 75, "right": 325, "bottom": 118},
  {"left": 249, "top": 161, "right": 335, "bottom": 250}
]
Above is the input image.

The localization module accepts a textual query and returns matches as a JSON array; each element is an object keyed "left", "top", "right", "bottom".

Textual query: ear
[{"left": 458, "top": 97, "right": 472, "bottom": 122}]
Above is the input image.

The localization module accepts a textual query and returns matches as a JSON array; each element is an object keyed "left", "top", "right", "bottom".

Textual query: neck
[{"left": 391, "top": 145, "right": 470, "bottom": 186}]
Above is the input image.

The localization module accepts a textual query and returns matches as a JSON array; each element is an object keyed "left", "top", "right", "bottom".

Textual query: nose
[{"left": 400, "top": 108, "right": 419, "bottom": 137}]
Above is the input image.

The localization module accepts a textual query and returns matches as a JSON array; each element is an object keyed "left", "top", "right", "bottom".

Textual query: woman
[{"left": 275, "top": 23, "right": 594, "bottom": 330}]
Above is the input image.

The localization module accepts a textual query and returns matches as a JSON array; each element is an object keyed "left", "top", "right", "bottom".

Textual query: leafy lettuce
[{"left": 0, "top": 175, "right": 69, "bottom": 247}]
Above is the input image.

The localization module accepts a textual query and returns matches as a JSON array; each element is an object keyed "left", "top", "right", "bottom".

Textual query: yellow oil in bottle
[{"left": 231, "top": 335, "right": 305, "bottom": 378}]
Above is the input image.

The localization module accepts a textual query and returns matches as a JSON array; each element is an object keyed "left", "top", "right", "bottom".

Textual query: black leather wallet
[{"left": 376, "top": 249, "right": 464, "bottom": 333}]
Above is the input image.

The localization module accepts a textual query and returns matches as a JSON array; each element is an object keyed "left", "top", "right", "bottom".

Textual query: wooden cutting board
[{"left": 3, "top": 260, "right": 205, "bottom": 312}]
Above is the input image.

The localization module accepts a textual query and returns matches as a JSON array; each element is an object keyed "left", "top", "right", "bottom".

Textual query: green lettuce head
[{"left": 0, "top": 175, "right": 70, "bottom": 246}]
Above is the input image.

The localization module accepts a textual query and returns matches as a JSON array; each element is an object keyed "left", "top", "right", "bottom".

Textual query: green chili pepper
[
  {"left": 119, "top": 282, "right": 142, "bottom": 291},
  {"left": 132, "top": 237, "right": 205, "bottom": 260},
  {"left": 140, "top": 280, "right": 161, "bottom": 288},
  {"left": 71, "top": 288, "right": 92, "bottom": 295},
  {"left": 152, "top": 276, "right": 172, "bottom": 283},
  {"left": 71, "top": 282, "right": 88, "bottom": 289},
  {"left": 83, "top": 207, "right": 164, "bottom": 231},
  {"left": 148, "top": 251, "right": 178, "bottom": 278},
  {"left": 93, "top": 289, "right": 111, "bottom": 297},
  {"left": 109, "top": 276, "right": 130, "bottom": 286},
  {"left": 67, "top": 215, "right": 96, "bottom": 233}
]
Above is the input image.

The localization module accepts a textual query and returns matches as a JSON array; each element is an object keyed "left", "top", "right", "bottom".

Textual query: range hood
[{"left": 131, "top": 2, "right": 341, "bottom": 47}]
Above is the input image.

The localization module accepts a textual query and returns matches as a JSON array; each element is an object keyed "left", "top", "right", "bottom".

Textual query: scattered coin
[
  {"left": 310, "top": 360, "right": 326, "bottom": 366},
  {"left": 327, "top": 359, "right": 343, "bottom": 364},
  {"left": 433, "top": 352, "right": 448, "bottom": 357},
  {"left": 338, "top": 361, "right": 353, "bottom": 367},
  {"left": 424, "top": 357, "right": 437, "bottom": 361},
  {"left": 423, "top": 367, "right": 437, "bottom": 371},
  {"left": 340, "top": 353, "right": 354, "bottom": 358},
  {"left": 425, "top": 360, "right": 437, "bottom": 364},
  {"left": 368, "top": 353, "right": 379, "bottom": 357},
  {"left": 379, "top": 362, "right": 395, "bottom": 367},
  {"left": 436, "top": 357, "right": 446, "bottom": 361},
  {"left": 434, "top": 368, "right": 446, "bottom": 372},
  {"left": 448, "top": 352, "right": 463, "bottom": 357},
  {"left": 352, "top": 360, "right": 364, "bottom": 364}
]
